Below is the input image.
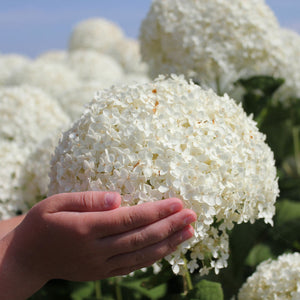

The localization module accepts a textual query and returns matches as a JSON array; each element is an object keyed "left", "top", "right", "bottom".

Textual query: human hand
[{"left": 0, "top": 191, "right": 196, "bottom": 299}]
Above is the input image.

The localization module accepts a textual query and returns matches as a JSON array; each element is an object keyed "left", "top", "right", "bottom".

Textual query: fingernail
[
  {"left": 104, "top": 192, "right": 116, "bottom": 209},
  {"left": 184, "top": 214, "right": 196, "bottom": 225},
  {"left": 181, "top": 226, "right": 194, "bottom": 241},
  {"left": 170, "top": 202, "right": 182, "bottom": 213}
]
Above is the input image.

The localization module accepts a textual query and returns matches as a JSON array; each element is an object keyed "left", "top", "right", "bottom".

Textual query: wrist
[{"left": 0, "top": 231, "right": 47, "bottom": 299}]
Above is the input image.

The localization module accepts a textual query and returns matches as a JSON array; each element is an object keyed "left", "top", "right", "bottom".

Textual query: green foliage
[
  {"left": 30, "top": 75, "right": 300, "bottom": 300},
  {"left": 185, "top": 280, "right": 224, "bottom": 300}
]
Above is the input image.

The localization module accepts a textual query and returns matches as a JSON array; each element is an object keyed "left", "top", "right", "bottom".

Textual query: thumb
[{"left": 45, "top": 191, "right": 121, "bottom": 213}]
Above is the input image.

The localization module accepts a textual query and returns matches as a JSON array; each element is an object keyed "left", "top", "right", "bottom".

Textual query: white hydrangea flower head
[
  {"left": 0, "top": 54, "right": 31, "bottom": 86},
  {"left": 140, "top": 0, "right": 283, "bottom": 95},
  {"left": 67, "top": 49, "right": 124, "bottom": 83},
  {"left": 68, "top": 18, "right": 124, "bottom": 53},
  {"left": 0, "top": 141, "right": 31, "bottom": 220},
  {"left": 273, "top": 28, "right": 300, "bottom": 101},
  {"left": 108, "top": 38, "right": 149, "bottom": 74},
  {"left": 48, "top": 75, "right": 279, "bottom": 275},
  {"left": 0, "top": 85, "right": 70, "bottom": 146},
  {"left": 238, "top": 252, "right": 300, "bottom": 300},
  {"left": 36, "top": 50, "right": 67, "bottom": 65},
  {"left": 60, "top": 81, "right": 108, "bottom": 121},
  {"left": 20, "top": 128, "right": 68, "bottom": 209},
  {"left": 8, "top": 61, "right": 81, "bottom": 98}
]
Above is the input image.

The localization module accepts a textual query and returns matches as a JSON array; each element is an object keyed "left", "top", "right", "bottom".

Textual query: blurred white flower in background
[
  {"left": 0, "top": 142, "right": 31, "bottom": 220},
  {"left": 0, "top": 54, "right": 31, "bottom": 86},
  {"left": 7, "top": 61, "right": 81, "bottom": 98},
  {"left": 140, "top": 0, "right": 300, "bottom": 101},
  {"left": 20, "top": 129, "right": 68, "bottom": 209},
  {"left": 48, "top": 75, "right": 279, "bottom": 275},
  {"left": 36, "top": 50, "right": 67, "bottom": 65},
  {"left": 66, "top": 49, "right": 124, "bottom": 84},
  {"left": 68, "top": 18, "right": 124, "bottom": 54},
  {"left": 60, "top": 81, "right": 108, "bottom": 121},
  {"left": 0, "top": 85, "right": 70, "bottom": 146},
  {"left": 238, "top": 252, "right": 300, "bottom": 300}
]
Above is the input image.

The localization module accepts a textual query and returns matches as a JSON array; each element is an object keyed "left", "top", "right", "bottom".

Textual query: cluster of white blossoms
[
  {"left": 36, "top": 50, "right": 67, "bottom": 65},
  {"left": 69, "top": 18, "right": 124, "bottom": 53},
  {"left": 0, "top": 85, "right": 70, "bottom": 217},
  {"left": 49, "top": 75, "right": 279, "bottom": 275},
  {"left": 238, "top": 252, "right": 300, "bottom": 300},
  {"left": 8, "top": 61, "right": 81, "bottom": 98},
  {"left": 67, "top": 49, "right": 124, "bottom": 83},
  {"left": 0, "top": 53, "right": 31, "bottom": 85},
  {"left": 69, "top": 18, "right": 148, "bottom": 77},
  {"left": 273, "top": 28, "right": 300, "bottom": 101},
  {"left": 107, "top": 38, "right": 149, "bottom": 74},
  {"left": 19, "top": 130, "right": 65, "bottom": 209},
  {"left": 0, "top": 142, "right": 31, "bottom": 219},
  {"left": 0, "top": 85, "right": 70, "bottom": 146},
  {"left": 140, "top": 0, "right": 300, "bottom": 100}
]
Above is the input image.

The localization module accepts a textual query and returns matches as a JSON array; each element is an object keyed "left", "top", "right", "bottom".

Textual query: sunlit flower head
[{"left": 49, "top": 75, "right": 279, "bottom": 275}]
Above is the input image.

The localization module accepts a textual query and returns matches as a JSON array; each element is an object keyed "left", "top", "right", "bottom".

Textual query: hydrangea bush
[
  {"left": 49, "top": 75, "right": 279, "bottom": 275},
  {"left": 238, "top": 252, "right": 300, "bottom": 300}
]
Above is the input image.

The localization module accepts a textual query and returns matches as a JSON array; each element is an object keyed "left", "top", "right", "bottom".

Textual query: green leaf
[
  {"left": 245, "top": 244, "right": 274, "bottom": 267},
  {"left": 120, "top": 278, "right": 167, "bottom": 299},
  {"left": 186, "top": 280, "right": 224, "bottom": 300},
  {"left": 237, "top": 76, "right": 284, "bottom": 95},
  {"left": 70, "top": 281, "right": 94, "bottom": 300},
  {"left": 271, "top": 199, "right": 300, "bottom": 250},
  {"left": 275, "top": 199, "right": 300, "bottom": 226}
]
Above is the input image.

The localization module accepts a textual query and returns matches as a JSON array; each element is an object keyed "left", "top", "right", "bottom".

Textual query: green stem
[
  {"left": 94, "top": 280, "right": 102, "bottom": 300},
  {"left": 255, "top": 106, "right": 268, "bottom": 128},
  {"left": 182, "top": 256, "right": 193, "bottom": 294},
  {"left": 115, "top": 277, "right": 123, "bottom": 300},
  {"left": 292, "top": 126, "right": 300, "bottom": 176}
]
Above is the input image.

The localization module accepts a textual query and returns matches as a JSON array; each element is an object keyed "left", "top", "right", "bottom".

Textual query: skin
[{"left": 0, "top": 191, "right": 196, "bottom": 300}]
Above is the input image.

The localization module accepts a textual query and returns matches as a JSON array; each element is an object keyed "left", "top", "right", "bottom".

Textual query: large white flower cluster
[
  {"left": 273, "top": 28, "right": 300, "bottom": 100},
  {"left": 0, "top": 54, "right": 31, "bottom": 85},
  {"left": 0, "top": 142, "right": 31, "bottom": 220},
  {"left": 49, "top": 75, "right": 279, "bottom": 275},
  {"left": 0, "top": 85, "right": 70, "bottom": 146},
  {"left": 139, "top": 0, "right": 283, "bottom": 95},
  {"left": 238, "top": 252, "right": 300, "bottom": 300},
  {"left": 68, "top": 18, "right": 124, "bottom": 53},
  {"left": 8, "top": 61, "right": 81, "bottom": 98}
]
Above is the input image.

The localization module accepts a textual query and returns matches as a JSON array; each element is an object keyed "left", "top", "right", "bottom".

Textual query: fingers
[
  {"left": 101, "top": 208, "right": 197, "bottom": 256},
  {"left": 106, "top": 225, "right": 194, "bottom": 277},
  {"left": 44, "top": 191, "right": 121, "bottom": 213},
  {"left": 86, "top": 198, "right": 184, "bottom": 237}
]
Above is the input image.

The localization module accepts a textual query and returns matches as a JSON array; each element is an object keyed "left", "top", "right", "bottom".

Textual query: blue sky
[{"left": 0, "top": 0, "right": 299, "bottom": 58}]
